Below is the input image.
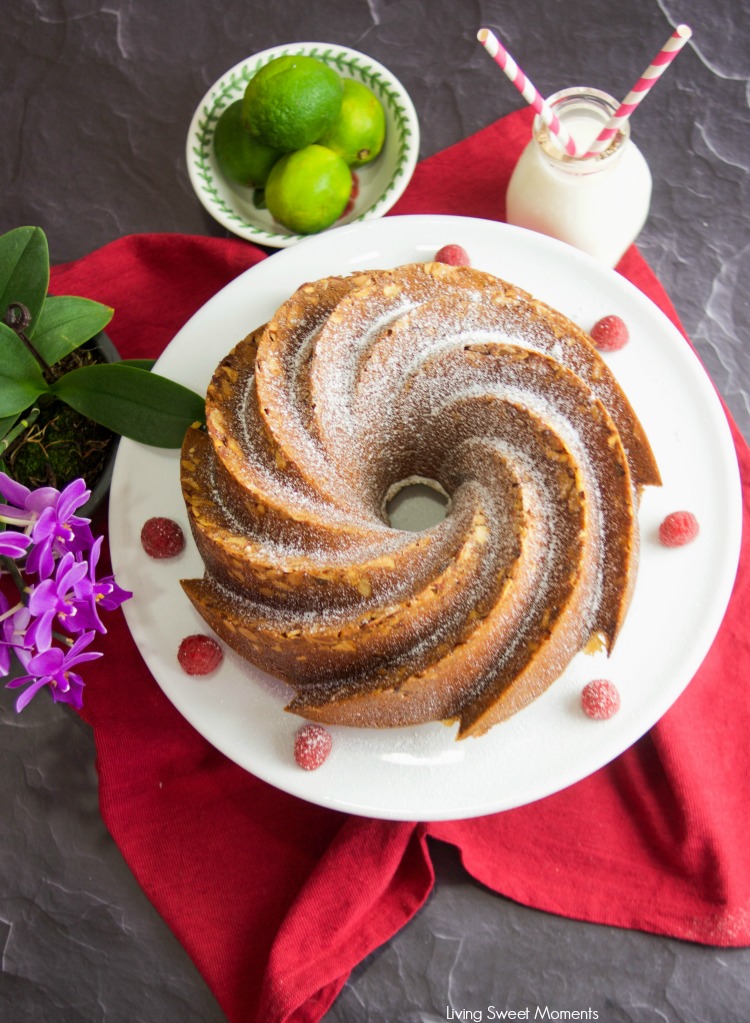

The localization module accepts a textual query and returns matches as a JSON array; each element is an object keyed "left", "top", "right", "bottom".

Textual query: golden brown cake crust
[{"left": 181, "top": 262, "right": 659, "bottom": 738}]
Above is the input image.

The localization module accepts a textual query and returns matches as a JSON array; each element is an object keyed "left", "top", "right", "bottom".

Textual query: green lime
[
  {"left": 243, "top": 55, "right": 343, "bottom": 152},
  {"left": 317, "top": 79, "right": 386, "bottom": 167},
  {"left": 265, "top": 144, "right": 352, "bottom": 234},
  {"left": 213, "top": 100, "right": 282, "bottom": 187}
]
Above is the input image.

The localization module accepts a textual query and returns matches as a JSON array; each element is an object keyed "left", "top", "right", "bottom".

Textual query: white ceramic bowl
[{"left": 186, "top": 42, "right": 420, "bottom": 247}]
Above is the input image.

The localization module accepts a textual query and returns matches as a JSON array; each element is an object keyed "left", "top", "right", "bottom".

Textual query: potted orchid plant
[
  {"left": 1, "top": 226, "right": 204, "bottom": 487},
  {"left": 0, "top": 225, "right": 204, "bottom": 712}
]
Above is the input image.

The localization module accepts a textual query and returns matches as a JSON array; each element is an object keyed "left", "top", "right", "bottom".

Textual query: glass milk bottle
[{"left": 506, "top": 87, "right": 652, "bottom": 266}]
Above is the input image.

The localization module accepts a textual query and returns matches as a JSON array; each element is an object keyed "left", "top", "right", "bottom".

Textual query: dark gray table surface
[{"left": 2, "top": 2, "right": 749, "bottom": 1021}]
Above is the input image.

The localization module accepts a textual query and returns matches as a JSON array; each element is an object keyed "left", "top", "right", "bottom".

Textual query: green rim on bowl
[{"left": 186, "top": 43, "right": 420, "bottom": 247}]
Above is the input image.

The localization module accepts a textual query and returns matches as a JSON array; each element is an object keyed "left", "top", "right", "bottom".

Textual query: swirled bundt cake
[{"left": 180, "top": 261, "right": 660, "bottom": 738}]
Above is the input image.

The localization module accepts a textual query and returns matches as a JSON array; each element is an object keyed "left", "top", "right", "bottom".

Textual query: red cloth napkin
[{"left": 48, "top": 108, "right": 750, "bottom": 1023}]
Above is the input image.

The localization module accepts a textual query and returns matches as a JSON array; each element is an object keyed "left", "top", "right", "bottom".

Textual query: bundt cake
[{"left": 180, "top": 261, "right": 660, "bottom": 738}]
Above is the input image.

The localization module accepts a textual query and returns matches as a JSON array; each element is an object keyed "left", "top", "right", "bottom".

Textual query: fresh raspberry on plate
[
  {"left": 581, "top": 679, "right": 621, "bottom": 720},
  {"left": 141, "top": 517, "right": 185, "bottom": 559},
  {"left": 590, "top": 314, "right": 629, "bottom": 352},
  {"left": 659, "top": 510, "right": 700, "bottom": 547},
  {"left": 435, "top": 244, "right": 471, "bottom": 267},
  {"left": 294, "top": 723, "right": 333, "bottom": 770},
  {"left": 177, "top": 634, "right": 223, "bottom": 676}
]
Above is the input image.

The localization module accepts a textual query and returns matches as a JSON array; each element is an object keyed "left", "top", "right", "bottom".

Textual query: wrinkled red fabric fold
[{"left": 47, "top": 107, "right": 750, "bottom": 1023}]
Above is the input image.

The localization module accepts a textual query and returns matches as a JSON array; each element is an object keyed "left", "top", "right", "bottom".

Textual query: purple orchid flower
[
  {"left": 25, "top": 551, "right": 89, "bottom": 651},
  {"left": 0, "top": 530, "right": 32, "bottom": 559},
  {"left": 5, "top": 630, "right": 102, "bottom": 712},
  {"left": 0, "top": 472, "right": 40, "bottom": 517},
  {"left": 1, "top": 604, "right": 34, "bottom": 675},
  {"left": 1, "top": 476, "right": 130, "bottom": 714},
  {"left": 0, "top": 472, "right": 61, "bottom": 529},
  {"left": 70, "top": 536, "right": 132, "bottom": 633},
  {"left": 0, "top": 473, "right": 93, "bottom": 578}
]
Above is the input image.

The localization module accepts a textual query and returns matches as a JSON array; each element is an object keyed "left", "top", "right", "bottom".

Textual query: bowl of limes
[{"left": 187, "top": 43, "right": 420, "bottom": 247}]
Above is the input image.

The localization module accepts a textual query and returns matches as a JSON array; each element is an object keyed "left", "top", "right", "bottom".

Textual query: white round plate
[
  {"left": 186, "top": 43, "right": 419, "bottom": 247},
  {"left": 109, "top": 215, "right": 742, "bottom": 822}
]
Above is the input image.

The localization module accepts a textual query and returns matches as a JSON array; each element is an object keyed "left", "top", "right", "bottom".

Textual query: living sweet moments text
[{"left": 445, "top": 1009, "right": 600, "bottom": 1021}]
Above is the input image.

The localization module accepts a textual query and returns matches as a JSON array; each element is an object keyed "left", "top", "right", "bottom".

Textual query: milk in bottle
[{"left": 506, "top": 87, "right": 652, "bottom": 266}]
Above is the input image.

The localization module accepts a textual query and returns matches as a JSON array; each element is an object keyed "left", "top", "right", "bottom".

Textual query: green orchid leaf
[
  {"left": 50, "top": 363, "right": 205, "bottom": 448},
  {"left": 0, "top": 227, "right": 49, "bottom": 333},
  {"left": 0, "top": 321, "right": 49, "bottom": 417},
  {"left": 33, "top": 295, "right": 114, "bottom": 365},
  {"left": 118, "top": 359, "right": 156, "bottom": 371}
]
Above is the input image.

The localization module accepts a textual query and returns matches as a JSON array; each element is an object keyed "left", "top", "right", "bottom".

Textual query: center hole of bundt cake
[{"left": 384, "top": 476, "right": 451, "bottom": 532}]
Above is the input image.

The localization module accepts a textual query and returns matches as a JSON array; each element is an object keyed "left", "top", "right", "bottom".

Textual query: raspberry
[
  {"left": 141, "top": 517, "right": 185, "bottom": 559},
  {"left": 294, "top": 723, "right": 333, "bottom": 770},
  {"left": 435, "top": 244, "right": 471, "bottom": 267},
  {"left": 177, "top": 634, "right": 223, "bottom": 676},
  {"left": 659, "top": 510, "right": 699, "bottom": 547},
  {"left": 581, "top": 679, "right": 621, "bottom": 720},
  {"left": 590, "top": 314, "right": 629, "bottom": 352}
]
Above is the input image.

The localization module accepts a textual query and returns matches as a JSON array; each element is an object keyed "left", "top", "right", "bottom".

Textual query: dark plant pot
[{"left": 80, "top": 331, "right": 120, "bottom": 518}]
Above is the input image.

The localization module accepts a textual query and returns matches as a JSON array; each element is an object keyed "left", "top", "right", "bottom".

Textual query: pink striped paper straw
[
  {"left": 585, "top": 24, "right": 692, "bottom": 156},
  {"left": 477, "top": 28, "right": 578, "bottom": 157}
]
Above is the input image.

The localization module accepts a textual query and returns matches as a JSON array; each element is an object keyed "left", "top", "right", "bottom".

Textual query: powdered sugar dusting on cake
[{"left": 180, "top": 262, "right": 657, "bottom": 739}]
